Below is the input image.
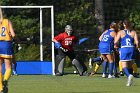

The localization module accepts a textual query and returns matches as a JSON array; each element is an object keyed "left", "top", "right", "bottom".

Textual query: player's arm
[
  {"left": 9, "top": 20, "right": 16, "bottom": 39},
  {"left": 134, "top": 31, "right": 140, "bottom": 51},
  {"left": 53, "top": 38, "right": 62, "bottom": 49},
  {"left": 114, "top": 31, "right": 121, "bottom": 48},
  {"left": 99, "top": 30, "right": 107, "bottom": 41},
  {"left": 53, "top": 35, "right": 68, "bottom": 52},
  {"left": 134, "top": 31, "right": 139, "bottom": 48}
]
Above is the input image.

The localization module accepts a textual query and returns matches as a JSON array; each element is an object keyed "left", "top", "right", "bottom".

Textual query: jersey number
[
  {"left": 65, "top": 41, "right": 72, "bottom": 45},
  {"left": 126, "top": 38, "right": 131, "bottom": 46},
  {"left": 1, "top": 27, "right": 6, "bottom": 37},
  {"left": 102, "top": 35, "right": 109, "bottom": 41}
]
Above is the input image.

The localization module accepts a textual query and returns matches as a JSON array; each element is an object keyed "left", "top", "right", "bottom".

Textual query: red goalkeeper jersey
[{"left": 54, "top": 32, "right": 78, "bottom": 51}]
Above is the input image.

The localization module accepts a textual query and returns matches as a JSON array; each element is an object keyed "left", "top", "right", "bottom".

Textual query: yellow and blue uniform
[{"left": 0, "top": 19, "right": 14, "bottom": 58}]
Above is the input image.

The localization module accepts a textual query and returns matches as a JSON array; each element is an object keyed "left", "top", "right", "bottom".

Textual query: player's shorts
[
  {"left": 99, "top": 43, "right": 114, "bottom": 54},
  {"left": 120, "top": 47, "right": 135, "bottom": 61},
  {"left": 0, "top": 41, "right": 14, "bottom": 58}
]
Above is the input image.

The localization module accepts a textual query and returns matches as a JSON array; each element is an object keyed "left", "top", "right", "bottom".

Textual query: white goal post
[{"left": 0, "top": 6, "right": 55, "bottom": 75}]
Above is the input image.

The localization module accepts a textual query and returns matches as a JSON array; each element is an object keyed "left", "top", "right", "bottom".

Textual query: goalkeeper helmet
[{"left": 65, "top": 25, "right": 73, "bottom": 36}]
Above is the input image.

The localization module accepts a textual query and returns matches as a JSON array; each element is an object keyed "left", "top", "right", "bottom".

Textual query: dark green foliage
[{"left": 0, "top": 0, "right": 140, "bottom": 61}]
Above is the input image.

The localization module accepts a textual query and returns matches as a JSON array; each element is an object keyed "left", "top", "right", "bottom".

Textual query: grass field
[{"left": 8, "top": 73, "right": 140, "bottom": 93}]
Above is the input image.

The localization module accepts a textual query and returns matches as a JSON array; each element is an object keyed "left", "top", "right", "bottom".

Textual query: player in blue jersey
[
  {"left": 99, "top": 22, "right": 118, "bottom": 78},
  {"left": 114, "top": 19, "right": 139, "bottom": 86}
]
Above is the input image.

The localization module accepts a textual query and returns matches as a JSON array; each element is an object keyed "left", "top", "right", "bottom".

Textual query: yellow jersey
[{"left": 0, "top": 19, "right": 12, "bottom": 41}]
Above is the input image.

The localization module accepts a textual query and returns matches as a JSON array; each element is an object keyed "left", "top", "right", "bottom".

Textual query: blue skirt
[{"left": 0, "top": 41, "right": 14, "bottom": 58}]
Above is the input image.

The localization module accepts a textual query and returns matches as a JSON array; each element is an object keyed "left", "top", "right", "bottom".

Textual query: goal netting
[{"left": 0, "top": 6, "right": 55, "bottom": 75}]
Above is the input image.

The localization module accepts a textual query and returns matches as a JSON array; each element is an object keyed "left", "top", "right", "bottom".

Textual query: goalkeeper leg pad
[
  {"left": 72, "top": 59, "right": 84, "bottom": 76},
  {"left": 55, "top": 55, "right": 65, "bottom": 74},
  {"left": 58, "top": 58, "right": 65, "bottom": 74}
]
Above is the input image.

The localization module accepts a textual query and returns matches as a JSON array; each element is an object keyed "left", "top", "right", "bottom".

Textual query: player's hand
[
  {"left": 54, "top": 42, "right": 61, "bottom": 49},
  {"left": 60, "top": 47, "right": 68, "bottom": 52}
]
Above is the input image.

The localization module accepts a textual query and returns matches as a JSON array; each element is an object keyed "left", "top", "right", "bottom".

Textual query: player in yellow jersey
[{"left": 0, "top": 8, "right": 16, "bottom": 93}]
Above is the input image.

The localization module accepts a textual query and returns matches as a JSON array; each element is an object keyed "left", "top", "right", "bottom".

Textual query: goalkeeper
[{"left": 53, "top": 25, "right": 88, "bottom": 76}]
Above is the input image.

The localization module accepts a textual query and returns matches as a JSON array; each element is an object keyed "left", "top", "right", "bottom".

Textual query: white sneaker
[
  {"left": 102, "top": 73, "right": 106, "bottom": 78},
  {"left": 13, "top": 70, "right": 18, "bottom": 76},
  {"left": 89, "top": 58, "right": 93, "bottom": 68},
  {"left": 126, "top": 74, "right": 133, "bottom": 86},
  {"left": 108, "top": 74, "right": 115, "bottom": 78}
]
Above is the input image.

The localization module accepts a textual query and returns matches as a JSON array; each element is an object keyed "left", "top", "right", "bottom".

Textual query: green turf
[{"left": 8, "top": 74, "right": 140, "bottom": 93}]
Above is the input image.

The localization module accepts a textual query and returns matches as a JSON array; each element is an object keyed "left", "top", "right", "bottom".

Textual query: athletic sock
[
  {"left": 113, "top": 62, "right": 117, "bottom": 74},
  {"left": 123, "top": 67, "right": 130, "bottom": 77},
  {"left": 102, "top": 61, "right": 108, "bottom": 74},
  {"left": 4, "top": 68, "right": 12, "bottom": 81},
  {"left": 119, "top": 61, "right": 123, "bottom": 72},
  {"left": 0, "top": 73, "right": 3, "bottom": 91},
  {"left": 109, "top": 62, "right": 114, "bottom": 75},
  {"left": 132, "top": 63, "right": 137, "bottom": 74},
  {"left": 94, "top": 64, "right": 100, "bottom": 72}
]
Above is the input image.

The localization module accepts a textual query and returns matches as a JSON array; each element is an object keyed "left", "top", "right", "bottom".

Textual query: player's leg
[
  {"left": 90, "top": 61, "right": 102, "bottom": 76},
  {"left": 3, "top": 58, "right": 12, "bottom": 93},
  {"left": 119, "top": 61, "right": 124, "bottom": 76},
  {"left": 120, "top": 47, "right": 134, "bottom": 86},
  {"left": 106, "top": 54, "right": 115, "bottom": 78},
  {"left": 72, "top": 59, "right": 84, "bottom": 76},
  {"left": 101, "top": 54, "right": 108, "bottom": 78},
  {"left": 113, "top": 62, "right": 119, "bottom": 78},
  {"left": 57, "top": 57, "right": 65, "bottom": 75},
  {"left": 113, "top": 52, "right": 119, "bottom": 78},
  {"left": 89, "top": 56, "right": 103, "bottom": 68},
  {"left": 0, "top": 59, "right": 3, "bottom": 92},
  {"left": 69, "top": 52, "right": 88, "bottom": 76},
  {"left": 12, "top": 55, "right": 17, "bottom": 75},
  {"left": 131, "top": 49, "right": 139, "bottom": 78},
  {"left": 122, "top": 61, "right": 133, "bottom": 86},
  {"left": 132, "top": 62, "right": 139, "bottom": 78},
  {"left": 55, "top": 54, "right": 65, "bottom": 76},
  {"left": 55, "top": 49, "right": 66, "bottom": 76}
]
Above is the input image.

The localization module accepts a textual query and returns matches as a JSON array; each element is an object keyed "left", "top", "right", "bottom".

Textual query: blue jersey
[
  {"left": 121, "top": 30, "right": 134, "bottom": 48},
  {"left": 99, "top": 29, "right": 114, "bottom": 54},
  {"left": 120, "top": 30, "right": 135, "bottom": 61}
]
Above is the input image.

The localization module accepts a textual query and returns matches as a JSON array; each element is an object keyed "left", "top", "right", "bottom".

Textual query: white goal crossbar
[{"left": 0, "top": 6, "right": 55, "bottom": 75}]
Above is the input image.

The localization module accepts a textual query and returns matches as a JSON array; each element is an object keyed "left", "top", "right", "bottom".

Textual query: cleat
[
  {"left": 13, "top": 71, "right": 18, "bottom": 76},
  {"left": 133, "top": 73, "right": 140, "bottom": 78},
  {"left": 126, "top": 74, "right": 133, "bottom": 86},
  {"left": 55, "top": 73, "right": 63, "bottom": 76},
  {"left": 120, "top": 71, "right": 124, "bottom": 76},
  {"left": 114, "top": 73, "right": 120, "bottom": 78},
  {"left": 108, "top": 74, "right": 115, "bottom": 78},
  {"left": 89, "top": 58, "right": 93, "bottom": 68},
  {"left": 3, "top": 81, "right": 8, "bottom": 93},
  {"left": 102, "top": 73, "right": 107, "bottom": 78}
]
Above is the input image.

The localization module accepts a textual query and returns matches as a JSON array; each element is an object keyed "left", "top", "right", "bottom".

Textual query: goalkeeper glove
[{"left": 54, "top": 42, "right": 61, "bottom": 49}]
